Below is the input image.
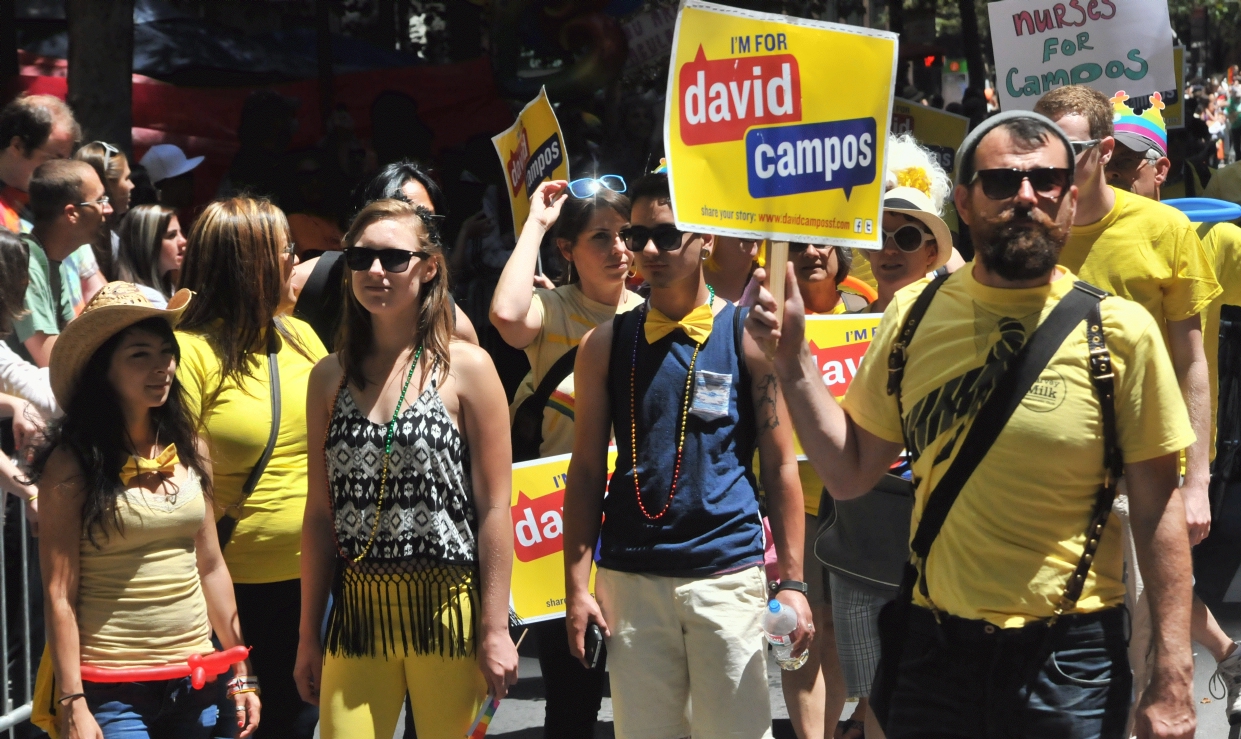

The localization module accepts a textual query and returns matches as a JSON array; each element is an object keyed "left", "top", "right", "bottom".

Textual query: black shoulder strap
[
  {"left": 293, "top": 251, "right": 345, "bottom": 348},
  {"left": 909, "top": 281, "right": 1110, "bottom": 561},
  {"left": 887, "top": 272, "right": 950, "bottom": 399},
  {"left": 240, "top": 331, "right": 282, "bottom": 499},
  {"left": 510, "top": 345, "right": 580, "bottom": 462}
]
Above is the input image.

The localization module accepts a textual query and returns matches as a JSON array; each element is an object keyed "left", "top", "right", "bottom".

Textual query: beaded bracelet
[{"left": 57, "top": 692, "right": 85, "bottom": 705}]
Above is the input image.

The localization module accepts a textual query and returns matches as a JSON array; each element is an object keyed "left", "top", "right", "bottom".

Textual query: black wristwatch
[{"left": 771, "top": 579, "right": 809, "bottom": 596}]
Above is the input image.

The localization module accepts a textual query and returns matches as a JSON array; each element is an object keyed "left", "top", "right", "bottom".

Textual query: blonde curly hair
[{"left": 884, "top": 133, "right": 952, "bottom": 215}]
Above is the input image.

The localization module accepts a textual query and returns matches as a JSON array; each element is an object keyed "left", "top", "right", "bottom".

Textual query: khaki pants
[{"left": 596, "top": 566, "right": 774, "bottom": 739}]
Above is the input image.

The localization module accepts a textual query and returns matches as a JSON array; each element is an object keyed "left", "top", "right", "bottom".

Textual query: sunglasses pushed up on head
[{"left": 567, "top": 175, "right": 627, "bottom": 199}]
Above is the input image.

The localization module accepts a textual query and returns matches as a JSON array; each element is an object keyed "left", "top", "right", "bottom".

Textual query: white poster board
[{"left": 987, "top": 0, "right": 1174, "bottom": 112}]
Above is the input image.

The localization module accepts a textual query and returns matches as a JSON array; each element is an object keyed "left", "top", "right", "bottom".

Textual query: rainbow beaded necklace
[{"left": 628, "top": 284, "right": 714, "bottom": 521}]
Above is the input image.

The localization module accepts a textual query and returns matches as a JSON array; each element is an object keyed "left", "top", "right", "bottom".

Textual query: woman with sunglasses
[
  {"left": 175, "top": 198, "right": 327, "bottom": 739},
  {"left": 862, "top": 188, "right": 954, "bottom": 313},
  {"left": 296, "top": 199, "right": 518, "bottom": 738},
  {"left": 489, "top": 176, "right": 639, "bottom": 737},
  {"left": 115, "top": 205, "right": 187, "bottom": 309},
  {"left": 76, "top": 142, "right": 136, "bottom": 281}
]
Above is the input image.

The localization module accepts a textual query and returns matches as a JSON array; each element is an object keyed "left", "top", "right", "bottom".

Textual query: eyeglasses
[
  {"left": 619, "top": 224, "right": 684, "bottom": 252},
  {"left": 568, "top": 175, "right": 627, "bottom": 199},
  {"left": 970, "top": 168, "right": 1072, "bottom": 200},
  {"left": 283, "top": 241, "right": 297, "bottom": 256},
  {"left": 77, "top": 195, "right": 110, "bottom": 209},
  {"left": 1069, "top": 139, "right": 1101, "bottom": 156},
  {"left": 882, "top": 224, "right": 934, "bottom": 252},
  {"left": 343, "top": 246, "right": 430, "bottom": 273},
  {"left": 1105, "top": 148, "right": 1161, "bottom": 173}
]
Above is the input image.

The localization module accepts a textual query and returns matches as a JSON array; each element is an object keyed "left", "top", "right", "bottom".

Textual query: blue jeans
[
  {"left": 85, "top": 678, "right": 219, "bottom": 739},
  {"left": 885, "top": 606, "right": 1131, "bottom": 739}
]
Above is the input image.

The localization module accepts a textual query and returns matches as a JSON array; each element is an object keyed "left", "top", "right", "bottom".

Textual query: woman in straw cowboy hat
[{"left": 26, "top": 282, "right": 260, "bottom": 739}]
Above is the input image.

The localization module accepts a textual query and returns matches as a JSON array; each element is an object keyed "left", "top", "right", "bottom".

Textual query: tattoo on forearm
[{"left": 757, "top": 373, "right": 780, "bottom": 435}]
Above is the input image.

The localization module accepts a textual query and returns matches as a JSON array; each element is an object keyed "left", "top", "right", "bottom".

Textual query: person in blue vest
[{"left": 563, "top": 171, "right": 811, "bottom": 738}]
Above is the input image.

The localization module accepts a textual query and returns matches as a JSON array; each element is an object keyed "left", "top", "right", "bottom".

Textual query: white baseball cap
[{"left": 139, "top": 144, "right": 204, "bottom": 185}]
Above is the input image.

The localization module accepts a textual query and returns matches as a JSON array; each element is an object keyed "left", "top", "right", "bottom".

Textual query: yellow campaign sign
[
  {"left": 664, "top": 0, "right": 898, "bottom": 249},
  {"left": 509, "top": 450, "right": 616, "bottom": 623},
  {"left": 793, "top": 313, "right": 883, "bottom": 458},
  {"left": 891, "top": 98, "right": 970, "bottom": 176},
  {"left": 492, "top": 87, "right": 570, "bottom": 235}
]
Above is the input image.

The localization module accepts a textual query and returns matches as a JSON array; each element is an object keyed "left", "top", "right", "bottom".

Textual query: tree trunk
[
  {"left": 315, "top": 0, "right": 334, "bottom": 129},
  {"left": 67, "top": 0, "right": 134, "bottom": 152},
  {"left": 888, "top": 0, "right": 903, "bottom": 36},
  {"left": 957, "top": 0, "right": 985, "bottom": 91},
  {"left": 0, "top": 0, "right": 16, "bottom": 89}
]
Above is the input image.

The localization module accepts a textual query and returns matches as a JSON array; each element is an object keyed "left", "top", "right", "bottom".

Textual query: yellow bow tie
[
  {"left": 120, "top": 444, "right": 180, "bottom": 486},
  {"left": 645, "top": 302, "right": 715, "bottom": 344}
]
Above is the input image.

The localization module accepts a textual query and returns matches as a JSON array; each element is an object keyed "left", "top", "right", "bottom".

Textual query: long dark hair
[
  {"left": 338, "top": 199, "right": 453, "bottom": 390},
  {"left": 116, "top": 204, "right": 176, "bottom": 299},
  {"left": 177, "top": 198, "right": 313, "bottom": 389},
  {"left": 26, "top": 318, "right": 210, "bottom": 547},
  {"left": 353, "top": 160, "right": 447, "bottom": 220}
]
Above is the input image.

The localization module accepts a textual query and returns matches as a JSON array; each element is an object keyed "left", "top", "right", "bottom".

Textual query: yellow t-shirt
[
  {"left": 176, "top": 317, "right": 328, "bottom": 583},
  {"left": 1059, "top": 187, "right": 1222, "bottom": 344},
  {"left": 842, "top": 265, "right": 1193, "bottom": 627},
  {"left": 1196, "top": 221, "right": 1241, "bottom": 455},
  {"left": 508, "top": 284, "right": 643, "bottom": 457}
]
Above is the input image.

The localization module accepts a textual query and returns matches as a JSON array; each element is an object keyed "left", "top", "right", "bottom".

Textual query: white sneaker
[{"left": 1210, "top": 642, "right": 1241, "bottom": 725}]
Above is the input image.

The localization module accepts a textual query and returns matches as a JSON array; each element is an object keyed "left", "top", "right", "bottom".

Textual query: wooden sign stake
[{"left": 768, "top": 241, "right": 789, "bottom": 325}]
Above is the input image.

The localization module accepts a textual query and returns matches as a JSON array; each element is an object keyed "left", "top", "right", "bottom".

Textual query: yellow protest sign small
[
  {"left": 509, "top": 451, "right": 616, "bottom": 623},
  {"left": 492, "top": 87, "right": 570, "bottom": 235},
  {"left": 793, "top": 313, "right": 883, "bottom": 459},
  {"left": 891, "top": 98, "right": 970, "bottom": 176},
  {"left": 664, "top": 0, "right": 898, "bottom": 249}
]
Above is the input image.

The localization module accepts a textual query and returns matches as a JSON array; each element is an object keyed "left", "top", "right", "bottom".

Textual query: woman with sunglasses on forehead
[
  {"left": 297, "top": 199, "right": 518, "bottom": 738},
  {"left": 489, "top": 175, "right": 639, "bottom": 737},
  {"left": 175, "top": 198, "right": 327, "bottom": 739},
  {"left": 76, "top": 142, "right": 136, "bottom": 281}
]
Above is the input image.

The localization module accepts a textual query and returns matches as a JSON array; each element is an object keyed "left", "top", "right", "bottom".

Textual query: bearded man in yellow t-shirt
[
  {"left": 1100, "top": 100, "right": 1241, "bottom": 726},
  {"left": 746, "top": 111, "right": 1196, "bottom": 739}
]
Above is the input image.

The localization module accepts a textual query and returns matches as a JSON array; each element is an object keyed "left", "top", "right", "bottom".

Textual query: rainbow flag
[{"left": 465, "top": 694, "right": 500, "bottom": 738}]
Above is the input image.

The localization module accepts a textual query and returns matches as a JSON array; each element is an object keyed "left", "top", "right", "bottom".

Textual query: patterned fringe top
[{"left": 324, "top": 379, "right": 480, "bottom": 658}]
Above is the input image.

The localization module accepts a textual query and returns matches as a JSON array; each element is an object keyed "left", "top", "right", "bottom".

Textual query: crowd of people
[{"left": 0, "top": 54, "right": 1239, "bottom": 739}]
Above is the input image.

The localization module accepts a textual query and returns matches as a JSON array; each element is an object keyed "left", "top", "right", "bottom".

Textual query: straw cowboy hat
[
  {"left": 882, "top": 186, "right": 953, "bottom": 272},
  {"left": 49, "top": 282, "right": 192, "bottom": 409}
]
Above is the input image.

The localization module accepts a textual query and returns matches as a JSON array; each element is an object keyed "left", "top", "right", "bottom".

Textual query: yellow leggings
[
  {"left": 319, "top": 569, "right": 488, "bottom": 739},
  {"left": 319, "top": 648, "right": 487, "bottom": 739}
]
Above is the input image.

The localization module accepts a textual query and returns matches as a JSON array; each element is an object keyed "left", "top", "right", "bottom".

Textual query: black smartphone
[{"left": 584, "top": 623, "right": 603, "bottom": 669}]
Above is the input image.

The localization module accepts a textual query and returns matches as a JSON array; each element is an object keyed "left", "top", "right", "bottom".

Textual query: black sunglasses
[
  {"left": 343, "top": 246, "right": 430, "bottom": 273},
  {"left": 620, "top": 225, "right": 685, "bottom": 252},
  {"left": 970, "top": 168, "right": 1072, "bottom": 200}
]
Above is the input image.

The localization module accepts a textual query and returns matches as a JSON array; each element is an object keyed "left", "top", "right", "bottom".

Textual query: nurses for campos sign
[
  {"left": 664, "top": 0, "right": 898, "bottom": 249},
  {"left": 987, "top": 0, "right": 1175, "bottom": 113}
]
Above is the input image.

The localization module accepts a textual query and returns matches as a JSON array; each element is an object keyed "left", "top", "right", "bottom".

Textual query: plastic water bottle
[{"left": 763, "top": 599, "right": 807, "bottom": 671}]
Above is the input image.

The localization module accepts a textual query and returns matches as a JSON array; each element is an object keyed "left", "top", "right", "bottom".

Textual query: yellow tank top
[{"left": 76, "top": 469, "right": 214, "bottom": 667}]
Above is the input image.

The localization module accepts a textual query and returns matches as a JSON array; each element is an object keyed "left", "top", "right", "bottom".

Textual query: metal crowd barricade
[{"left": 0, "top": 499, "right": 35, "bottom": 735}]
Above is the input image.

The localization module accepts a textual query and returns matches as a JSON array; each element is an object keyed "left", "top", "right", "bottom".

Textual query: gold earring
[{"left": 701, "top": 251, "right": 711, "bottom": 261}]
